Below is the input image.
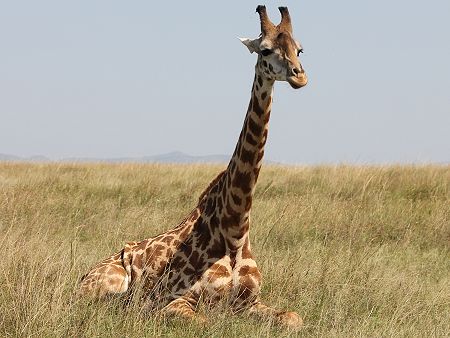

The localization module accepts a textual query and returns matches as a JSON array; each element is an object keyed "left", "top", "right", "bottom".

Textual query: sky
[{"left": 0, "top": 0, "right": 449, "bottom": 164}]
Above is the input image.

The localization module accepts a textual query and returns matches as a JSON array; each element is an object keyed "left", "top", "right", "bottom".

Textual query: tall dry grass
[{"left": 0, "top": 163, "right": 448, "bottom": 337}]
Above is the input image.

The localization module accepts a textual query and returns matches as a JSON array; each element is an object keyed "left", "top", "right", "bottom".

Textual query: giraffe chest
[
  {"left": 193, "top": 256, "right": 234, "bottom": 299},
  {"left": 130, "top": 248, "right": 261, "bottom": 310},
  {"left": 190, "top": 253, "right": 262, "bottom": 304},
  {"left": 126, "top": 224, "right": 261, "bottom": 306}
]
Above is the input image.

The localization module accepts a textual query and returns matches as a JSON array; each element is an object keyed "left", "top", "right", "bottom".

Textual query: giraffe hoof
[{"left": 277, "top": 311, "right": 303, "bottom": 330}]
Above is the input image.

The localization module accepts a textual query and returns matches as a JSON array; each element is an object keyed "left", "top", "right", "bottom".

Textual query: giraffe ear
[{"left": 239, "top": 37, "right": 261, "bottom": 54}]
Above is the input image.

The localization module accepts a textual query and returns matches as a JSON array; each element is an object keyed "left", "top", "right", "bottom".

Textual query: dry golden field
[{"left": 0, "top": 162, "right": 449, "bottom": 337}]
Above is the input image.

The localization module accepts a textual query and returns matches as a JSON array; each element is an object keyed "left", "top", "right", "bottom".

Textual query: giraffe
[{"left": 78, "top": 5, "right": 307, "bottom": 330}]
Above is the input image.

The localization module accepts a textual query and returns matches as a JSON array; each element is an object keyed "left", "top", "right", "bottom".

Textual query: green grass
[{"left": 0, "top": 163, "right": 449, "bottom": 337}]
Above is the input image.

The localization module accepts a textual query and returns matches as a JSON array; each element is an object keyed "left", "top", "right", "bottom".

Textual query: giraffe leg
[
  {"left": 247, "top": 301, "right": 303, "bottom": 330},
  {"left": 159, "top": 297, "right": 207, "bottom": 324}
]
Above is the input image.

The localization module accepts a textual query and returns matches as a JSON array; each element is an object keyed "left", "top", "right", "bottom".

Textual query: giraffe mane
[{"left": 197, "top": 170, "right": 226, "bottom": 204}]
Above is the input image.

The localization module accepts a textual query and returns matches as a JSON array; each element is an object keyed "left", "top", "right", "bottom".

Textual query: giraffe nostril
[{"left": 292, "top": 68, "right": 301, "bottom": 76}]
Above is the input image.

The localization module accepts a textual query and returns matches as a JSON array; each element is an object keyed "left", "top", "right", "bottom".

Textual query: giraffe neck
[{"left": 217, "top": 68, "right": 274, "bottom": 242}]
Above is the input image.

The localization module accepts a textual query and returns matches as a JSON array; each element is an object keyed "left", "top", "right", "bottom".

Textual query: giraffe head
[{"left": 240, "top": 5, "right": 307, "bottom": 89}]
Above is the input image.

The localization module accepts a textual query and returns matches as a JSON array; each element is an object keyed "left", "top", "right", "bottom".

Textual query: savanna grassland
[{"left": 0, "top": 162, "right": 449, "bottom": 337}]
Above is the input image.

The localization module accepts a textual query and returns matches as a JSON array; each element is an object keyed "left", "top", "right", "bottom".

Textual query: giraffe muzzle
[{"left": 287, "top": 72, "right": 308, "bottom": 89}]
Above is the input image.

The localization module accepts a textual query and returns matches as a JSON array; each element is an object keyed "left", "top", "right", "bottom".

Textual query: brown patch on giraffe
[
  {"left": 169, "top": 256, "right": 186, "bottom": 272},
  {"left": 205, "top": 197, "right": 216, "bottom": 215},
  {"left": 240, "top": 146, "right": 256, "bottom": 164},
  {"left": 257, "top": 75, "right": 263, "bottom": 87},
  {"left": 208, "top": 264, "right": 230, "bottom": 282},
  {"left": 245, "top": 132, "right": 257, "bottom": 146},
  {"left": 137, "top": 240, "right": 149, "bottom": 251},
  {"left": 169, "top": 273, "right": 182, "bottom": 288},
  {"left": 166, "top": 247, "right": 175, "bottom": 258},
  {"left": 207, "top": 234, "right": 226, "bottom": 258},
  {"left": 183, "top": 265, "right": 196, "bottom": 276},
  {"left": 248, "top": 116, "right": 263, "bottom": 136},
  {"left": 180, "top": 240, "right": 193, "bottom": 257},
  {"left": 232, "top": 170, "right": 252, "bottom": 194},
  {"left": 231, "top": 192, "right": 242, "bottom": 206},
  {"left": 133, "top": 253, "right": 143, "bottom": 269},
  {"left": 221, "top": 214, "right": 240, "bottom": 230},
  {"left": 210, "top": 185, "right": 218, "bottom": 194},
  {"left": 160, "top": 236, "right": 174, "bottom": 245},
  {"left": 217, "top": 176, "right": 224, "bottom": 191},
  {"left": 252, "top": 93, "right": 265, "bottom": 117},
  {"left": 189, "top": 251, "right": 205, "bottom": 269},
  {"left": 261, "top": 91, "right": 267, "bottom": 101},
  {"left": 216, "top": 196, "right": 223, "bottom": 211},
  {"left": 151, "top": 244, "right": 166, "bottom": 257},
  {"left": 156, "top": 260, "right": 167, "bottom": 274},
  {"left": 175, "top": 279, "right": 188, "bottom": 292},
  {"left": 210, "top": 213, "right": 220, "bottom": 229},
  {"left": 196, "top": 220, "right": 212, "bottom": 250},
  {"left": 150, "top": 258, "right": 162, "bottom": 271},
  {"left": 227, "top": 172, "right": 232, "bottom": 186},
  {"left": 239, "top": 265, "right": 260, "bottom": 276},
  {"left": 221, "top": 183, "right": 227, "bottom": 201},
  {"left": 226, "top": 200, "right": 238, "bottom": 217}
]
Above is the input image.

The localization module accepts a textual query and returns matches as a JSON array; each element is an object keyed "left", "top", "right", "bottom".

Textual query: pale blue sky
[{"left": 1, "top": 1, "right": 449, "bottom": 163}]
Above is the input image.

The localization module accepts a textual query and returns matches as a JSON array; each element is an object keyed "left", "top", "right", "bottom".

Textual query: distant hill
[
  {"left": 62, "top": 151, "right": 231, "bottom": 164},
  {"left": 0, "top": 154, "right": 20, "bottom": 161},
  {"left": 0, "top": 154, "right": 51, "bottom": 162},
  {"left": 139, "top": 151, "right": 230, "bottom": 164}
]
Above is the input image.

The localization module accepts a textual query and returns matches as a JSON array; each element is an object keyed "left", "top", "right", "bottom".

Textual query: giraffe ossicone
[{"left": 79, "top": 5, "right": 307, "bottom": 330}]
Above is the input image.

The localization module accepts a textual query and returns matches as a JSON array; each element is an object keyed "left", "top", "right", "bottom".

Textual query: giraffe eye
[
  {"left": 261, "top": 49, "right": 273, "bottom": 56},
  {"left": 297, "top": 49, "right": 304, "bottom": 56}
]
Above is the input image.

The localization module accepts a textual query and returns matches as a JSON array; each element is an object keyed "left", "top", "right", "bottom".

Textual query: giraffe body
[
  {"left": 79, "top": 5, "right": 307, "bottom": 329},
  {"left": 79, "top": 205, "right": 261, "bottom": 316}
]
